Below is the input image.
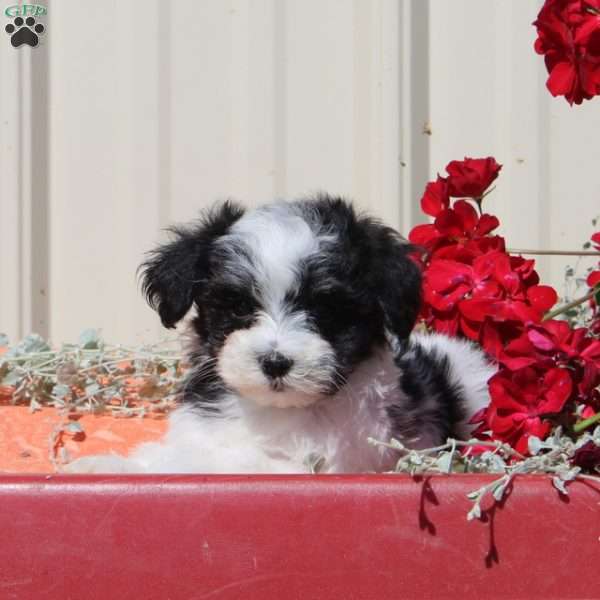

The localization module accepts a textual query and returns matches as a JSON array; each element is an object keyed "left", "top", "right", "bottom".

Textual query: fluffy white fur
[
  {"left": 218, "top": 311, "right": 337, "bottom": 409},
  {"left": 66, "top": 333, "right": 494, "bottom": 474},
  {"left": 66, "top": 198, "right": 496, "bottom": 474},
  {"left": 215, "top": 203, "right": 340, "bottom": 409}
]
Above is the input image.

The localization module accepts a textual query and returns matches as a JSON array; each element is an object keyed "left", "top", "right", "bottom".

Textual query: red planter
[{"left": 0, "top": 474, "right": 598, "bottom": 599}]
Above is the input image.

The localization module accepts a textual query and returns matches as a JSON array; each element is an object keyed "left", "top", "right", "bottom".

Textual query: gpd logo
[{"left": 4, "top": 4, "right": 46, "bottom": 47}]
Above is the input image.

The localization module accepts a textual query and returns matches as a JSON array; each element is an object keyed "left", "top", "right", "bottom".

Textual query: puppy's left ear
[
  {"left": 139, "top": 201, "right": 245, "bottom": 329},
  {"left": 360, "top": 217, "right": 422, "bottom": 346}
]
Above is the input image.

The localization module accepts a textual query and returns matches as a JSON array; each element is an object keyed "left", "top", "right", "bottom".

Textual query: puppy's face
[{"left": 141, "top": 196, "right": 421, "bottom": 409}]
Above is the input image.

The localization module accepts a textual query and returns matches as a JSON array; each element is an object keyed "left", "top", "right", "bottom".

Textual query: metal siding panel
[
  {"left": 2, "top": 0, "right": 598, "bottom": 343},
  {"left": 48, "top": 0, "right": 163, "bottom": 344},
  {"left": 0, "top": 23, "right": 23, "bottom": 342}
]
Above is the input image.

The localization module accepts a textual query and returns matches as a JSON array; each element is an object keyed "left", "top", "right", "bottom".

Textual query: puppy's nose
[{"left": 260, "top": 352, "right": 293, "bottom": 379}]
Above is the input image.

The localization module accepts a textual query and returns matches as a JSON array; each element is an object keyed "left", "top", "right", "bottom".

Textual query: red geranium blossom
[
  {"left": 420, "top": 176, "right": 450, "bottom": 217},
  {"left": 534, "top": 0, "right": 600, "bottom": 104},
  {"left": 409, "top": 200, "right": 502, "bottom": 262},
  {"left": 420, "top": 231, "right": 557, "bottom": 349},
  {"left": 572, "top": 440, "right": 600, "bottom": 472},
  {"left": 587, "top": 231, "right": 600, "bottom": 287},
  {"left": 445, "top": 157, "right": 502, "bottom": 198},
  {"left": 499, "top": 319, "right": 600, "bottom": 404},
  {"left": 474, "top": 367, "right": 573, "bottom": 456},
  {"left": 410, "top": 155, "right": 600, "bottom": 456},
  {"left": 500, "top": 319, "right": 594, "bottom": 368}
]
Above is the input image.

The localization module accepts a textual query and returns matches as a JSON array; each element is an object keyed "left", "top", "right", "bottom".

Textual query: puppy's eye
[
  {"left": 228, "top": 298, "right": 254, "bottom": 318},
  {"left": 218, "top": 291, "right": 256, "bottom": 319},
  {"left": 312, "top": 290, "right": 366, "bottom": 318}
]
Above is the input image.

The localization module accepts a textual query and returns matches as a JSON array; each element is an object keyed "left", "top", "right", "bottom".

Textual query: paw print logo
[{"left": 5, "top": 16, "right": 45, "bottom": 48}]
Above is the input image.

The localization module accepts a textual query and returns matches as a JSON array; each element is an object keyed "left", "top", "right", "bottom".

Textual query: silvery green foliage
[
  {"left": 369, "top": 426, "right": 600, "bottom": 521},
  {"left": 0, "top": 330, "right": 183, "bottom": 417}
]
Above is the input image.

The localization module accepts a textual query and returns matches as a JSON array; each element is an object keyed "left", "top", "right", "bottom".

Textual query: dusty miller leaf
[
  {"left": 552, "top": 476, "right": 568, "bottom": 495},
  {"left": 79, "top": 329, "right": 101, "bottom": 350},
  {"left": 2, "top": 370, "right": 21, "bottom": 385},
  {"left": 492, "top": 480, "right": 508, "bottom": 502},
  {"left": 84, "top": 383, "right": 100, "bottom": 396},
  {"left": 436, "top": 451, "right": 453, "bottom": 473},
  {"left": 467, "top": 503, "right": 481, "bottom": 521},
  {"left": 6, "top": 334, "right": 50, "bottom": 357},
  {"left": 52, "top": 384, "right": 71, "bottom": 398},
  {"left": 528, "top": 436, "right": 542, "bottom": 455}
]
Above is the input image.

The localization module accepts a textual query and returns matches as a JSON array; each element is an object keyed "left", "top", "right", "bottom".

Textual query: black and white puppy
[{"left": 67, "top": 195, "right": 494, "bottom": 473}]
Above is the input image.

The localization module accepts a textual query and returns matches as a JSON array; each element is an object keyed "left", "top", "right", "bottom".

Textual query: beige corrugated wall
[{"left": 0, "top": 0, "right": 598, "bottom": 344}]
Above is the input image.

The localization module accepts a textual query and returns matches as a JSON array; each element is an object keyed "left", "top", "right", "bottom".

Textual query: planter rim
[{"left": 2, "top": 472, "right": 599, "bottom": 599}]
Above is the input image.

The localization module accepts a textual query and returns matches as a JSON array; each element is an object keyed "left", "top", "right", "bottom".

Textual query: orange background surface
[{"left": 0, "top": 405, "right": 167, "bottom": 473}]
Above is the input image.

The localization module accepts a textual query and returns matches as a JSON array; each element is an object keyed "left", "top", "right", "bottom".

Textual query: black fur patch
[
  {"left": 139, "top": 200, "right": 245, "bottom": 329},
  {"left": 300, "top": 195, "right": 422, "bottom": 342},
  {"left": 390, "top": 343, "right": 466, "bottom": 445}
]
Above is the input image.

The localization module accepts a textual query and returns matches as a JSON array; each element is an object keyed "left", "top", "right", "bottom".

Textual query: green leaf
[
  {"left": 528, "top": 436, "right": 542, "bottom": 455},
  {"left": 492, "top": 482, "right": 507, "bottom": 502},
  {"left": 552, "top": 476, "right": 568, "bottom": 495},
  {"left": 52, "top": 383, "right": 71, "bottom": 398},
  {"left": 84, "top": 383, "right": 100, "bottom": 396},
  {"left": 2, "top": 370, "right": 21, "bottom": 385},
  {"left": 436, "top": 451, "right": 453, "bottom": 473},
  {"left": 6, "top": 334, "right": 50, "bottom": 358},
  {"left": 78, "top": 329, "right": 101, "bottom": 349},
  {"left": 467, "top": 503, "right": 481, "bottom": 521}
]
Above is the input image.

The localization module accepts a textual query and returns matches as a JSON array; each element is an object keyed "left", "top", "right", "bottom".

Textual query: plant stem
[
  {"left": 544, "top": 286, "right": 599, "bottom": 321},
  {"left": 368, "top": 437, "right": 525, "bottom": 460},
  {"left": 573, "top": 412, "right": 600, "bottom": 434},
  {"left": 508, "top": 249, "right": 600, "bottom": 257}
]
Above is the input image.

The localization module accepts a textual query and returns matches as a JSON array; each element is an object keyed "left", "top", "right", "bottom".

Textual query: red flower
[
  {"left": 409, "top": 200, "right": 501, "bottom": 260},
  {"left": 479, "top": 367, "right": 573, "bottom": 455},
  {"left": 586, "top": 231, "right": 600, "bottom": 288},
  {"left": 498, "top": 320, "right": 600, "bottom": 400},
  {"left": 425, "top": 253, "right": 502, "bottom": 311},
  {"left": 410, "top": 157, "right": 599, "bottom": 456},
  {"left": 445, "top": 157, "right": 502, "bottom": 198},
  {"left": 420, "top": 176, "right": 450, "bottom": 217},
  {"left": 572, "top": 440, "right": 600, "bottom": 472},
  {"left": 456, "top": 253, "right": 556, "bottom": 335},
  {"left": 534, "top": 0, "right": 600, "bottom": 104}
]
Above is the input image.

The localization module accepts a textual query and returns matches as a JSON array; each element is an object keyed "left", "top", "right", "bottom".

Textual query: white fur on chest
[
  {"left": 65, "top": 333, "right": 494, "bottom": 475},
  {"left": 237, "top": 348, "right": 399, "bottom": 472},
  {"left": 127, "top": 348, "right": 400, "bottom": 474}
]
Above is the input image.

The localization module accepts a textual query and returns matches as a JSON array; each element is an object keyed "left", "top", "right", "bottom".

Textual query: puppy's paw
[{"left": 63, "top": 453, "right": 140, "bottom": 474}]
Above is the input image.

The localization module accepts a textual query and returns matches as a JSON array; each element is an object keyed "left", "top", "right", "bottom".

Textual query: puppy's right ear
[{"left": 139, "top": 201, "right": 245, "bottom": 329}]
